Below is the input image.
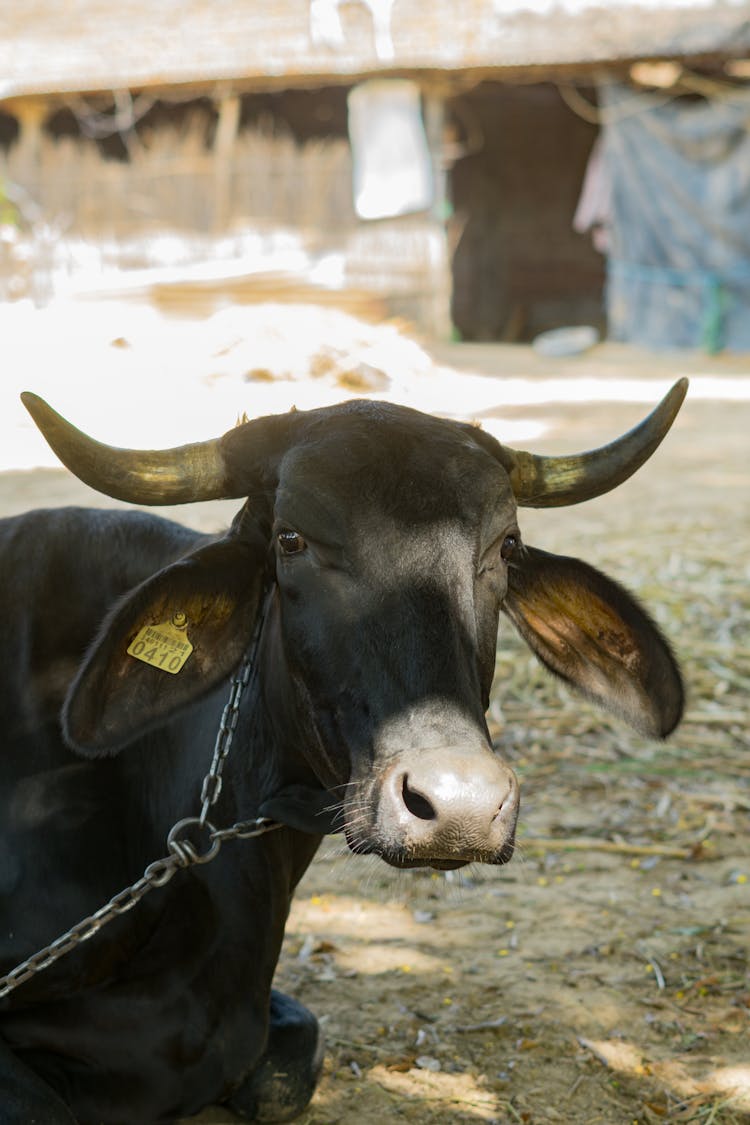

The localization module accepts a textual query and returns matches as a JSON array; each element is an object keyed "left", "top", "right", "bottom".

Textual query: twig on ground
[{"left": 520, "top": 836, "right": 697, "bottom": 859}]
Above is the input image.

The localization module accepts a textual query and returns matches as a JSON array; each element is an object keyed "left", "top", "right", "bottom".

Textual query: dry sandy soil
[{"left": 2, "top": 337, "right": 747, "bottom": 1125}]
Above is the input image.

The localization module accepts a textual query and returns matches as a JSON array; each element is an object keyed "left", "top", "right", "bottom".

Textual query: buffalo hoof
[{"left": 228, "top": 990, "right": 324, "bottom": 1123}]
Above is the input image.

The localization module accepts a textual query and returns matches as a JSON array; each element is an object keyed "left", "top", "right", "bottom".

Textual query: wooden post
[
  {"left": 212, "top": 91, "right": 240, "bottom": 233},
  {"left": 422, "top": 88, "right": 452, "bottom": 339},
  {"left": 11, "top": 98, "right": 46, "bottom": 200}
]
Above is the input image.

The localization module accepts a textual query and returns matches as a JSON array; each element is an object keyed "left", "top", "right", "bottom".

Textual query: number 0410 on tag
[{"left": 127, "top": 622, "right": 193, "bottom": 675}]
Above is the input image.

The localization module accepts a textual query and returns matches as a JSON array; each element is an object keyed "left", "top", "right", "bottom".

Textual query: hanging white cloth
[{"left": 348, "top": 79, "right": 433, "bottom": 221}]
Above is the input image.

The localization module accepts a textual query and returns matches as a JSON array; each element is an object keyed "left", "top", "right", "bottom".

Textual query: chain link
[
  {"left": 199, "top": 653, "right": 255, "bottom": 824},
  {"left": 212, "top": 817, "right": 282, "bottom": 843},
  {"left": 0, "top": 591, "right": 277, "bottom": 1002}
]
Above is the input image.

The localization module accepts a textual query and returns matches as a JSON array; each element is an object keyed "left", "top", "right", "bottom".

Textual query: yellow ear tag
[{"left": 127, "top": 612, "right": 193, "bottom": 675}]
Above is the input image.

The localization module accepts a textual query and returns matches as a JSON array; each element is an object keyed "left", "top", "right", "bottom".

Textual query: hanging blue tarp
[{"left": 599, "top": 82, "right": 750, "bottom": 352}]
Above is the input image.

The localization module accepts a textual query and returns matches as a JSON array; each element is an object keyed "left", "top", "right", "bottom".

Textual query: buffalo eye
[
  {"left": 277, "top": 529, "right": 307, "bottom": 556},
  {"left": 501, "top": 534, "right": 518, "bottom": 561}
]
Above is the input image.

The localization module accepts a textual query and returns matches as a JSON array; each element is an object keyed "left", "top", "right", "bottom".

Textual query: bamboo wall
[
  {"left": 0, "top": 101, "right": 450, "bottom": 335},
  {"left": 3, "top": 106, "right": 356, "bottom": 239}
]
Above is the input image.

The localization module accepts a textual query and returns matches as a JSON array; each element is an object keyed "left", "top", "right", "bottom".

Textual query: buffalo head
[{"left": 21, "top": 383, "right": 686, "bottom": 870}]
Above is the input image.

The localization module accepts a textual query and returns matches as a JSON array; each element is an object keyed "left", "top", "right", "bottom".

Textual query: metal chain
[
  {"left": 0, "top": 590, "right": 277, "bottom": 1002},
  {"left": 199, "top": 654, "right": 254, "bottom": 824},
  {"left": 199, "top": 589, "right": 268, "bottom": 824},
  {"left": 0, "top": 817, "right": 281, "bottom": 1000}
]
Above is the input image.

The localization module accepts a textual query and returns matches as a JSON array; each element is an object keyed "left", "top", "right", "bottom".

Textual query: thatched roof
[{"left": 2, "top": 0, "right": 748, "bottom": 100}]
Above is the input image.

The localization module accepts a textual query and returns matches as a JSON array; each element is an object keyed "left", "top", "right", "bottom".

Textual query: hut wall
[
  {"left": 0, "top": 91, "right": 449, "bottom": 334},
  {"left": 450, "top": 82, "right": 605, "bottom": 341},
  {"left": 1, "top": 104, "right": 355, "bottom": 240}
]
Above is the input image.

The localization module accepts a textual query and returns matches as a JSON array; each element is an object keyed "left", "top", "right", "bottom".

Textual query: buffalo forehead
[{"left": 276, "top": 413, "right": 513, "bottom": 536}]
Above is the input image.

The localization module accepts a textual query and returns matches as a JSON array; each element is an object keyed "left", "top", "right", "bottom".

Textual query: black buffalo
[{"left": 0, "top": 386, "right": 687, "bottom": 1123}]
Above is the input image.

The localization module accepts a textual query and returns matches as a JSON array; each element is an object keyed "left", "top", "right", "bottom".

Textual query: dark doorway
[{"left": 449, "top": 82, "right": 605, "bottom": 341}]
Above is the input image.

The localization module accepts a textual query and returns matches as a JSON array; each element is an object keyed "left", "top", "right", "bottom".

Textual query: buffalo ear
[
  {"left": 64, "top": 534, "right": 269, "bottom": 756},
  {"left": 502, "top": 546, "right": 684, "bottom": 738}
]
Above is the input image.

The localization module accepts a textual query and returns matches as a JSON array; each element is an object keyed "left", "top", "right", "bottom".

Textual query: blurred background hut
[{"left": 1, "top": 0, "right": 749, "bottom": 346}]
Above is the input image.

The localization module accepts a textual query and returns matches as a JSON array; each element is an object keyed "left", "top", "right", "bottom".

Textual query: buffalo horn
[
  {"left": 22, "top": 379, "right": 688, "bottom": 509},
  {"left": 505, "top": 378, "right": 688, "bottom": 508},
  {"left": 21, "top": 392, "right": 235, "bottom": 505}
]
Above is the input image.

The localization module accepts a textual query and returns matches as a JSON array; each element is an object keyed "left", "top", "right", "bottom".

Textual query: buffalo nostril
[
  {"left": 493, "top": 775, "right": 517, "bottom": 820},
  {"left": 494, "top": 792, "right": 508, "bottom": 819},
  {"left": 401, "top": 774, "right": 436, "bottom": 821}
]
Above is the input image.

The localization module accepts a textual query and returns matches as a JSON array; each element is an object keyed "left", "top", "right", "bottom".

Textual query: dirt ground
[{"left": 2, "top": 343, "right": 748, "bottom": 1124}]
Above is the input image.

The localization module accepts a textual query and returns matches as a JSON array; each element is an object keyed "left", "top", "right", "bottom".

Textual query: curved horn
[
  {"left": 21, "top": 392, "right": 237, "bottom": 505},
  {"left": 506, "top": 378, "right": 688, "bottom": 508}
]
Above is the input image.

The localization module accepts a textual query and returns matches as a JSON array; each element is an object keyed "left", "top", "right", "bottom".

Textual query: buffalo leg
[
  {"left": 0, "top": 1038, "right": 76, "bottom": 1125},
  {"left": 227, "top": 990, "right": 324, "bottom": 1123}
]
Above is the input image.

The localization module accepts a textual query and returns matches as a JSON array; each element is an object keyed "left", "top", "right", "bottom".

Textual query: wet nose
[{"left": 378, "top": 747, "right": 519, "bottom": 863}]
